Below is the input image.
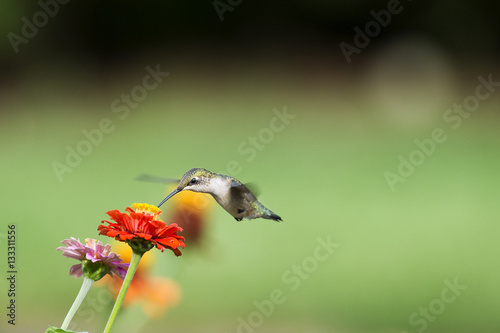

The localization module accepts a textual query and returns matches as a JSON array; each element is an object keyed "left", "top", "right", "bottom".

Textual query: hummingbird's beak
[{"left": 157, "top": 188, "right": 181, "bottom": 208}]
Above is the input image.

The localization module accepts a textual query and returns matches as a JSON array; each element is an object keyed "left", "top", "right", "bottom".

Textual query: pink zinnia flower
[{"left": 57, "top": 237, "right": 128, "bottom": 280}]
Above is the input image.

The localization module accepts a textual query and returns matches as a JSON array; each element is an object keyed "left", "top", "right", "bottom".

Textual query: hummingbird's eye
[{"left": 189, "top": 177, "right": 198, "bottom": 185}]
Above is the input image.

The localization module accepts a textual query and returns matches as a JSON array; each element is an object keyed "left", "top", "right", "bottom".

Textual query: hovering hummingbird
[{"left": 155, "top": 168, "right": 282, "bottom": 222}]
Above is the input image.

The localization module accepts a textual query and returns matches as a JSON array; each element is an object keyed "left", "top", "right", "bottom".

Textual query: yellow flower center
[{"left": 132, "top": 203, "right": 162, "bottom": 220}]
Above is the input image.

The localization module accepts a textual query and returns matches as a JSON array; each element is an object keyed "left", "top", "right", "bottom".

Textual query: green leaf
[{"left": 45, "top": 326, "right": 88, "bottom": 333}]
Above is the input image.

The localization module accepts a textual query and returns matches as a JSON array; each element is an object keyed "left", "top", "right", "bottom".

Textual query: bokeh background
[{"left": 1, "top": 1, "right": 499, "bottom": 332}]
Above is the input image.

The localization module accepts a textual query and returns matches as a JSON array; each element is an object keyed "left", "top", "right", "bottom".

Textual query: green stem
[
  {"left": 103, "top": 251, "right": 142, "bottom": 333},
  {"left": 61, "top": 276, "right": 95, "bottom": 330}
]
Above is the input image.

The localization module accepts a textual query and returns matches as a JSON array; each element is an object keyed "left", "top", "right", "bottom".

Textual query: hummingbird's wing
[
  {"left": 135, "top": 174, "right": 180, "bottom": 184},
  {"left": 230, "top": 180, "right": 281, "bottom": 221},
  {"left": 241, "top": 182, "right": 261, "bottom": 197},
  {"left": 230, "top": 179, "right": 258, "bottom": 201},
  {"left": 230, "top": 179, "right": 261, "bottom": 196}
]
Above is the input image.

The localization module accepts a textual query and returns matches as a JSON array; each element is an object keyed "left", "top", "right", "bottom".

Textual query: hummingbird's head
[
  {"left": 177, "top": 168, "right": 215, "bottom": 192},
  {"left": 157, "top": 168, "right": 215, "bottom": 208}
]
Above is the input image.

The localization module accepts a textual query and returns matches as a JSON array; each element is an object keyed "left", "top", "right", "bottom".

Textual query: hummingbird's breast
[
  {"left": 208, "top": 177, "right": 232, "bottom": 205},
  {"left": 208, "top": 177, "right": 246, "bottom": 217},
  {"left": 208, "top": 177, "right": 230, "bottom": 197}
]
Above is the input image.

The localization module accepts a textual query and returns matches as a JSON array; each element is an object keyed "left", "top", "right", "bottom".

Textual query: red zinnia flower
[{"left": 98, "top": 203, "right": 185, "bottom": 256}]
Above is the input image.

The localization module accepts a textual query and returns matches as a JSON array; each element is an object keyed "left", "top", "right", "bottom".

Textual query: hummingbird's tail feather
[
  {"left": 252, "top": 201, "right": 282, "bottom": 222},
  {"left": 263, "top": 213, "right": 282, "bottom": 222}
]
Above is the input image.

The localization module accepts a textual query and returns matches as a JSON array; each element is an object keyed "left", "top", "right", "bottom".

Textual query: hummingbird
[{"left": 156, "top": 168, "right": 282, "bottom": 222}]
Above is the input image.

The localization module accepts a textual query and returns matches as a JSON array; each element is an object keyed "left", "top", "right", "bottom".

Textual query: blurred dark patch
[{"left": 2, "top": 0, "right": 500, "bottom": 71}]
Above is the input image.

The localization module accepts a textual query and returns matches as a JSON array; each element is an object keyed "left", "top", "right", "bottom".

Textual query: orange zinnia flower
[
  {"left": 167, "top": 189, "right": 211, "bottom": 246},
  {"left": 98, "top": 203, "right": 185, "bottom": 256},
  {"left": 102, "top": 242, "right": 182, "bottom": 319}
]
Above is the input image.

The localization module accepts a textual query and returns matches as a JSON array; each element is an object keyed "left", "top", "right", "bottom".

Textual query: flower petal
[{"left": 69, "top": 264, "right": 83, "bottom": 278}]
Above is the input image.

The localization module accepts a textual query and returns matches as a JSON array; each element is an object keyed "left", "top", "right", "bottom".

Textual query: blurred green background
[{"left": 1, "top": 1, "right": 500, "bottom": 332}]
